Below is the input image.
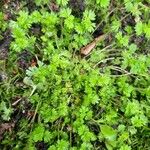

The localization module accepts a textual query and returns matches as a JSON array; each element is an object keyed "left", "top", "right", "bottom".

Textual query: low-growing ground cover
[{"left": 0, "top": 0, "right": 150, "bottom": 149}]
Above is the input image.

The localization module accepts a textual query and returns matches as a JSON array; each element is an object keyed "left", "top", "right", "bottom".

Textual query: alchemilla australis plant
[{"left": 0, "top": 0, "right": 150, "bottom": 149}]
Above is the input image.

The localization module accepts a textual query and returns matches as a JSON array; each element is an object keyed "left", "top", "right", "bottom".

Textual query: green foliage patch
[{"left": 0, "top": 0, "right": 150, "bottom": 149}]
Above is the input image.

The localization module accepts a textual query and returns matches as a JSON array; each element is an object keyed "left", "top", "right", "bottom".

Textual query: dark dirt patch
[
  {"left": 93, "top": 26, "right": 104, "bottom": 38},
  {"left": 29, "top": 23, "right": 42, "bottom": 37},
  {"left": 122, "top": 14, "right": 135, "bottom": 28},
  {"left": 0, "top": 30, "right": 12, "bottom": 60},
  {"left": 69, "top": 0, "right": 85, "bottom": 17},
  {"left": 36, "top": 142, "right": 48, "bottom": 150},
  {"left": 17, "top": 50, "right": 35, "bottom": 70}
]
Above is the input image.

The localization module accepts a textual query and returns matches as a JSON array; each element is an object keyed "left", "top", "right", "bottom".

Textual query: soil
[
  {"left": 69, "top": 0, "right": 85, "bottom": 17},
  {"left": 0, "top": 30, "right": 12, "bottom": 60}
]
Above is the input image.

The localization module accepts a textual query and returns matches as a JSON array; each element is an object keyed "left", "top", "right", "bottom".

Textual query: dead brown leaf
[
  {"left": 80, "top": 41, "right": 96, "bottom": 56},
  {"left": 80, "top": 34, "right": 107, "bottom": 55}
]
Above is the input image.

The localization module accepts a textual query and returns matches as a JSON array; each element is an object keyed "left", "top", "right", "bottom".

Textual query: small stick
[{"left": 12, "top": 98, "right": 22, "bottom": 106}]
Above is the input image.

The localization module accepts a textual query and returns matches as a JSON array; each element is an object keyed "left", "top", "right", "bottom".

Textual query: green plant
[{"left": 0, "top": 0, "right": 150, "bottom": 149}]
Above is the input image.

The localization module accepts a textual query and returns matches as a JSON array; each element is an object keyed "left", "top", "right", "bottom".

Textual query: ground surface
[{"left": 0, "top": 0, "right": 150, "bottom": 150}]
